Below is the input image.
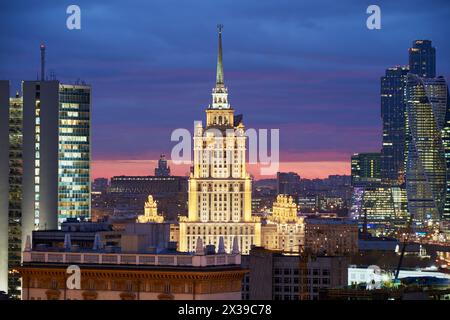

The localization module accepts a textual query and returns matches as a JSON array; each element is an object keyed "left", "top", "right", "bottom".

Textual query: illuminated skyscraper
[
  {"left": 440, "top": 87, "right": 450, "bottom": 221},
  {"left": 380, "top": 66, "right": 409, "bottom": 185},
  {"left": 0, "top": 80, "right": 17, "bottom": 295},
  {"left": 22, "top": 81, "right": 91, "bottom": 232},
  {"left": 405, "top": 74, "right": 448, "bottom": 226},
  {"left": 1, "top": 82, "right": 26, "bottom": 297},
  {"left": 351, "top": 153, "right": 381, "bottom": 187},
  {"left": 0, "top": 78, "right": 91, "bottom": 297},
  {"left": 409, "top": 40, "right": 436, "bottom": 78},
  {"left": 57, "top": 84, "right": 91, "bottom": 224},
  {"left": 179, "top": 26, "right": 261, "bottom": 254}
]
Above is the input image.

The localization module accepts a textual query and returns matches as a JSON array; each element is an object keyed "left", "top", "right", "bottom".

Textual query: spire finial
[{"left": 216, "top": 24, "right": 224, "bottom": 85}]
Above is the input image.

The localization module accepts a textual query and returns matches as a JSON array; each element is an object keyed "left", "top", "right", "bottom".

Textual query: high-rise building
[
  {"left": 0, "top": 48, "right": 92, "bottom": 295},
  {"left": 409, "top": 40, "right": 436, "bottom": 78},
  {"left": 0, "top": 83, "right": 24, "bottom": 297},
  {"left": 155, "top": 154, "right": 170, "bottom": 177},
  {"left": 277, "top": 172, "right": 301, "bottom": 195},
  {"left": 178, "top": 26, "right": 261, "bottom": 254},
  {"left": 442, "top": 88, "right": 450, "bottom": 221},
  {"left": 21, "top": 81, "right": 91, "bottom": 232},
  {"left": 380, "top": 66, "right": 409, "bottom": 185},
  {"left": 0, "top": 81, "right": 12, "bottom": 295},
  {"left": 6, "top": 94, "right": 23, "bottom": 297},
  {"left": 57, "top": 84, "right": 91, "bottom": 224},
  {"left": 350, "top": 153, "right": 381, "bottom": 187},
  {"left": 405, "top": 74, "right": 448, "bottom": 225}
]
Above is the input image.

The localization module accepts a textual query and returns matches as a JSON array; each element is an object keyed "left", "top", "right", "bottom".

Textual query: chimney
[{"left": 40, "top": 43, "right": 46, "bottom": 81}]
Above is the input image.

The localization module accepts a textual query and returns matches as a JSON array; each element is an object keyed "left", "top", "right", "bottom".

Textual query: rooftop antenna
[{"left": 40, "top": 43, "right": 46, "bottom": 81}]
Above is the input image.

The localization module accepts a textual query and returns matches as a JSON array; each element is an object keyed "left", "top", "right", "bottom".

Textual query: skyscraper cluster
[{"left": 352, "top": 40, "right": 450, "bottom": 235}]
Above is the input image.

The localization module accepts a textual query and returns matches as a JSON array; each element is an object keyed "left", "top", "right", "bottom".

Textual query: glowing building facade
[
  {"left": 409, "top": 40, "right": 436, "bottom": 78},
  {"left": 179, "top": 27, "right": 261, "bottom": 254},
  {"left": 57, "top": 84, "right": 91, "bottom": 225},
  {"left": 380, "top": 66, "right": 409, "bottom": 185},
  {"left": 405, "top": 74, "right": 448, "bottom": 226},
  {"left": 137, "top": 195, "right": 164, "bottom": 223},
  {"left": 443, "top": 88, "right": 450, "bottom": 221},
  {"left": 261, "top": 195, "right": 304, "bottom": 253},
  {"left": 351, "top": 153, "right": 381, "bottom": 187},
  {"left": 0, "top": 82, "right": 24, "bottom": 296}
]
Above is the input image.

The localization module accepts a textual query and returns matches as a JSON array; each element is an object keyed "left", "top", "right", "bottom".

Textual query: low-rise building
[
  {"left": 19, "top": 237, "right": 245, "bottom": 300},
  {"left": 32, "top": 219, "right": 122, "bottom": 250},
  {"left": 304, "top": 217, "right": 358, "bottom": 256},
  {"left": 241, "top": 247, "right": 349, "bottom": 300}
]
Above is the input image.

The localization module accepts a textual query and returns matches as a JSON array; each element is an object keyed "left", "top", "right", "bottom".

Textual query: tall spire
[
  {"left": 210, "top": 24, "right": 230, "bottom": 109},
  {"left": 216, "top": 24, "right": 224, "bottom": 86}
]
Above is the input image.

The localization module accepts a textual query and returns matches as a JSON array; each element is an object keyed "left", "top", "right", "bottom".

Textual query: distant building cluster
[{"left": 351, "top": 40, "right": 450, "bottom": 239}]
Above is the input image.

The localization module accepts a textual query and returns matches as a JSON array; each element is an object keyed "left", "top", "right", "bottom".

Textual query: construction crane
[{"left": 394, "top": 213, "right": 414, "bottom": 282}]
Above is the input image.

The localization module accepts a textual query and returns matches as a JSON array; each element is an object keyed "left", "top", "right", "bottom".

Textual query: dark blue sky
[{"left": 1, "top": 0, "right": 450, "bottom": 176}]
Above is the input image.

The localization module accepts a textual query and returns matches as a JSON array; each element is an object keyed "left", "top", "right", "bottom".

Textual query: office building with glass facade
[
  {"left": 405, "top": 74, "right": 448, "bottom": 226},
  {"left": 350, "top": 186, "right": 408, "bottom": 236},
  {"left": 409, "top": 40, "right": 436, "bottom": 78},
  {"left": 57, "top": 84, "right": 91, "bottom": 225},
  {"left": 380, "top": 66, "right": 409, "bottom": 185},
  {"left": 442, "top": 88, "right": 450, "bottom": 221},
  {"left": 350, "top": 153, "right": 381, "bottom": 187},
  {"left": 0, "top": 80, "right": 91, "bottom": 297}
]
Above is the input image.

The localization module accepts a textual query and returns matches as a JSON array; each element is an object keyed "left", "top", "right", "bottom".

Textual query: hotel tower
[{"left": 179, "top": 26, "right": 261, "bottom": 254}]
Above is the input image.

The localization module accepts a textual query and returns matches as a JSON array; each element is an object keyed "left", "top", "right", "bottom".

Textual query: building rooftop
[
  {"left": 22, "top": 248, "right": 241, "bottom": 268},
  {"left": 305, "top": 217, "right": 358, "bottom": 225}
]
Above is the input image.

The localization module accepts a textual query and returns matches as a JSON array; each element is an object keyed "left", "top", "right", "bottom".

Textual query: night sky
[{"left": 1, "top": 0, "right": 450, "bottom": 179}]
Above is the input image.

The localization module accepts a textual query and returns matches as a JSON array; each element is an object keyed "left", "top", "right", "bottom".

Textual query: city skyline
[{"left": 2, "top": 1, "right": 450, "bottom": 180}]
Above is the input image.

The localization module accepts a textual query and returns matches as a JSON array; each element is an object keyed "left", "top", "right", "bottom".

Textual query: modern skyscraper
[
  {"left": 409, "top": 40, "right": 436, "bottom": 78},
  {"left": 21, "top": 81, "right": 91, "bottom": 232},
  {"left": 442, "top": 88, "right": 450, "bottom": 221},
  {"left": 178, "top": 26, "right": 261, "bottom": 254},
  {"left": 405, "top": 74, "right": 448, "bottom": 225},
  {"left": 0, "top": 48, "right": 92, "bottom": 295},
  {"left": 6, "top": 94, "right": 23, "bottom": 297},
  {"left": 380, "top": 66, "right": 409, "bottom": 185},
  {"left": 57, "top": 83, "right": 91, "bottom": 224},
  {"left": 0, "top": 81, "right": 11, "bottom": 295},
  {"left": 351, "top": 153, "right": 381, "bottom": 187},
  {"left": 0, "top": 83, "right": 24, "bottom": 297}
]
